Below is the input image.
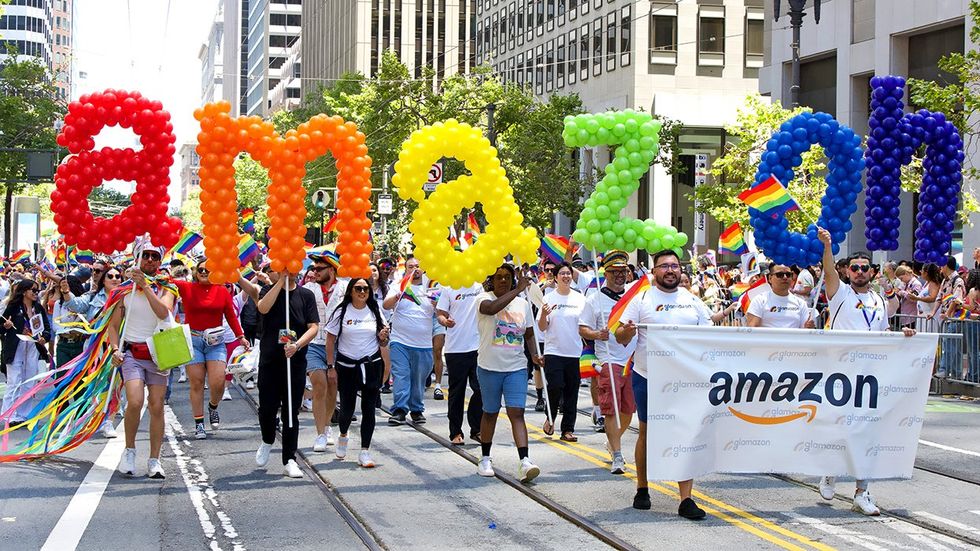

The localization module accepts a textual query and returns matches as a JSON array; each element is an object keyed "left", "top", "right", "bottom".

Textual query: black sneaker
[
  {"left": 678, "top": 498, "right": 706, "bottom": 520},
  {"left": 194, "top": 422, "right": 207, "bottom": 440},
  {"left": 208, "top": 406, "right": 220, "bottom": 429},
  {"left": 352, "top": 413, "right": 358, "bottom": 423},
  {"left": 381, "top": 383, "right": 392, "bottom": 394},
  {"left": 410, "top": 411, "right": 426, "bottom": 424},
  {"left": 534, "top": 397, "right": 545, "bottom": 412},
  {"left": 633, "top": 489, "right": 651, "bottom": 510},
  {"left": 594, "top": 416, "right": 605, "bottom": 433},
  {"left": 433, "top": 388, "right": 445, "bottom": 400},
  {"left": 388, "top": 410, "right": 406, "bottom": 425}
]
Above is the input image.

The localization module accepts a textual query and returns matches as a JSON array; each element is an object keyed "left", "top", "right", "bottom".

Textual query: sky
[{"left": 73, "top": 0, "right": 219, "bottom": 210}]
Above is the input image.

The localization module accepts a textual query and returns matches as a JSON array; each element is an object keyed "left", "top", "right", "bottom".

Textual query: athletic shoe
[
  {"left": 119, "top": 448, "right": 137, "bottom": 476},
  {"left": 388, "top": 410, "right": 406, "bottom": 425},
  {"left": 351, "top": 413, "right": 358, "bottom": 423},
  {"left": 678, "top": 498, "right": 707, "bottom": 520},
  {"left": 433, "top": 387, "right": 444, "bottom": 400},
  {"left": 101, "top": 420, "right": 118, "bottom": 439},
  {"left": 478, "top": 456, "right": 494, "bottom": 477},
  {"left": 244, "top": 379, "right": 255, "bottom": 390},
  {"left": 594, "top": 416, "right": 606, "bottom": 433},
  {"left": 255, "top": 443, "right": 272, "bottom": 467},
  {"left": 518, "top": 457, "right": 540, "bottom": 484},
  {"left": 336, "top": 436, "right": 349, "bottom": 459},
  {"left": 178, "top": 370, "right": 187, "bottom": 383},
  {"left": 222, "top": 388, "right": 232, "bottom": 401},
  {"left": 818, "top": 476, "right": 836, "bottom": 500},
  {"left": 852, "top": 491, "right": 880, "bottom": 516},
  {"left": 313, "top": 433, "right": 328, "bottom": 453},
  {"left": 208, "top": 406, "right": 220, "bottom": 429},
  {"left": 410, "top": 411, "right": 426, "bottom": 425},
  {"left": 194, "top": 422, "right": 207, "bottom": 440},
  {"left": 325, "top": 426, "right": 335, "bottom": 445},
  {"left": 534, "top": 397, "right": 545, "bottom": 412},
  {"left": 381, "top": 383, "right": 392, "bottom": 394},
  {"left": 357, "top": 450, "right": 375, "bottom": 468},
  {"left": 633, "top": 489, "right": 651, "bottom": 510},
  {"left": 147, "top": 458, "right": 166, "bottom": 480},
  {"left": 426, "top": 372, "right": 434, "bottom": 388},
  {"left": 375, "top": 394, "right": 382, "bottom": 409},
  {"left": 610, "top": 456, "right": 626, "bottom": 475},
  {"left": 283, "top": 459, "right": 303, "bottom": 478},
  {"left": 302, "top": 399, "right": 313, "bottom": 412}
]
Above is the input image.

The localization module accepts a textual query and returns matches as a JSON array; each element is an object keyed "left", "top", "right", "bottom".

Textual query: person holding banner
[
  {"left": 254, "top": 271, "right": 320, "bottom": 478},
  {"left": 616, "top": 250, "right": 712, "bottom": 520},
  {"left": 817, "top": 227, "right": 915, "bottom": 515},
  {"left": 578, "top": 251, "right": 636, "bottom": 475},
  {"left": 746, "top": 263, "right": 814, "bottom": 329},
  {"left": 537, "top": 262, "right": 586, "bottom": 441}
]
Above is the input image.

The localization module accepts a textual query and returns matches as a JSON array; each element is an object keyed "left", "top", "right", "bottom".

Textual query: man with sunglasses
[
  {"left": 817, "top": 227, "right": 915, "bottom": 515},
  {"left": 303, "top": 254, "right": 347, "bottom": 452},
  {"left": 107, "top": 245, "right": 175, "bottom": 480},
  {"left": 746, "top": 264, "right": 814, "bottom": 329}
]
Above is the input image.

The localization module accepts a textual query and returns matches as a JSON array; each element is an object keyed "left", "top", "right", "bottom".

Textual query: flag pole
[
  {"left": 284, "top": 274, "right": 293, "bottom": 429},
  {"left": 519, "top": 260, "right": 553, "bottom": 431},
  {"left": 594, "top": 249, "right": 620, "bottom": 437}
]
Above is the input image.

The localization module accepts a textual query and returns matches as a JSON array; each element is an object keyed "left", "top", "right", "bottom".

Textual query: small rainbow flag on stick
[
  {"left": 738, "top": 176, "right": 799, "bottom": 217},
  {"left": 608, "top": 274, "right": 652, "bottom": 332},
  {"left": 398, "top": 269, "right": 422, "bottom": 305},
  {"left": 730, "top": 282, "right": 751, "bottom": 300},
  {"left": 9, "top": 249, "right": 30, "bottom": 264},
  {"left": 719, "top": 223, "right": 749, "bottom": 256},
  {"left": 171, "top": 229, "right": 203, "bottom": 255},
  {"left": 738, "top": 278, "right": 770, "bottom": 313},
  {"left": 72, "top": 249, "right": 94, "bottom": 265},
  {"left": 238, "top": 234, "right": 261, "bottom": 265},
  {"left": 579, "top": 345, "right": 599, "bottom": 378},
  {"left": 241, "top": 208, "right": 255, "bottom": 234},
  {"left": 540, "top": 234, "right": 571, "bottom": 264}
]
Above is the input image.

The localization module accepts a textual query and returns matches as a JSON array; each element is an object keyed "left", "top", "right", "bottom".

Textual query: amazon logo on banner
[{"left": 708, "top": 371, "right": 880, "bottom": 425}]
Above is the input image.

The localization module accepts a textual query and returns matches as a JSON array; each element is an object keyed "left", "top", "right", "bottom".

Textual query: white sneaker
[
  {"left": 244, "top": 379, "right": 255, "bottom": 390},
  {"left": 357, "top": 449, "right": 375, "bottom": 468},
  {"left": 852, "top": 490, "right": 880, "bottom": 516},
  {"left": 255, "top": 443, "right": 272, "bottom": 467},
  {"left": 313, "top": 433, "right": 328, "bottom": 453},
  {"left": 301, "top": 398, "right": 313, "bottom": 411},
  {"left": 101, "top": 420, "right": 118, "bottom": 439},
  {"left": 178, "top": 370, "right": 187, "bottom": 383},
  {"left": 222, "top": 388, "right": 232, "bottom": 401},
  {"left": 519, "top": 457, "right": 540, "bottom": 483},
  {"left": 336, "top": 436, "right": 349, "bottom": 459},
  {"left": 147, "top": 458, "right": 166, "bottom": 479},
  {"left": 325, "top": 426, "right": 335, "bottom": 445},
  {"left": 478, "top": 456, "right": 494, "bottom": 477},
  {"left": 818, "top": 476, "right": 836, "bottom": 500},
  {"left": 610, "top": 455, "right": 626, "bottom": 475},
  {"left": 119, "top": 448, "right": 136, "bottom": 476},
  {"left": 283, "top": 459, "right": 303, "bottom": 478}
]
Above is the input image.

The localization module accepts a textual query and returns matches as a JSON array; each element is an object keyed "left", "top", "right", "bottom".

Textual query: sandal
[
  {"left": 560, "top": 432, "right": 578, "bottom": 443},
  {"left": 542, "top": 419, "right": 555, "bottom": 436},
  {"left": 470, "top": 432, "right": 481, "bottom": 442},
  {"left": 450, "top": 434, "right": 464, "bottom": 445}
]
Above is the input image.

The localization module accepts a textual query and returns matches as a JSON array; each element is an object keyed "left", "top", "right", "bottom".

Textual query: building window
[
  {"left": 745, "top": 8, "right": 764, "bottom": 68},
  {"left": 698, "top": 6, "right": 725, "bottom": 66},
  {"left": 851, "top": 0, "right": 875, "bottom": 44},
  {"left": 799, "top": 55, "right": 837, "bottom": 116},
  {"left": 517, "top": 51, "right": 525, "bottom": 85},
  {"left": 605, "top": 12, "right": 616, "bottom": 71},
  {"left": 651, "top": 12, "right": 677, "bottom": 52},
  {"left": 591, "top": 17, "right": 601, "bottom": 77},
  {"left": 569, "top": 0, "right": 577, "bottom": 20},
  {"left": 581, "top": 0, "right": 588, "bottom": 16},
  {"left": 568, "top": 29, "right": 577, "bottom": 85},
  {"left": 557, "top": 34, "right": 566, "bottom": 88},
  {"left": 536, "top": 0, "right": 544, "bottom": 36},
  {"left": 525, "top": 48, "right": 533, "bottom": 83},
  {"left": 579, "top": 24, "right": 589, "bottom": 80},
  {"left": 558, "top": 0, "right": 566, "bottom": 26},
  {"left": 546, "top": 39, "right": 555, "bottom": 92},
  {"left": 620, "top": 5, "right": 631, "bottom": 67},
  {"left": 908, "top": 24, "right": 965, "bottom": 88},
  {"left": 491, "top": 12, "right": 498, "bottom": 53},
  {"left": 509, "top": 2, "right": 516, "bottom": 49},
  {"left": 535, "top": 44, "right": 544, "bottom": 95},
  {"left": 547, "top": 0, "right": 555, "bottom": 32},
  {"left": 526, "top": 0, "right": 534, "bottom": 41}
]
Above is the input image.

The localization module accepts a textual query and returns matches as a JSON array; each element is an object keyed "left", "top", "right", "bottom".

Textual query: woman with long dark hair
[
  {"left": 51, "top": 275, "right": 87, "bottom": 367},
  {"left": 325, "top": 277, "right": 389, "bottom": 468},
  {"left": 1, "top": 279, "right": 52, "bottom": 425}
]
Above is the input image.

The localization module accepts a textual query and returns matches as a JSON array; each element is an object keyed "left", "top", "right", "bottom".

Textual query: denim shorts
[
  {"left": 477, "top": 367, "right": 527, "bottom": 414},
  {"left": 307, "top": 343, "right": 329, "bottom": 372},
  {"left": 191, "top": 335, "right": 227, "bottom": 364},
  {"left": 432, "top": 315, "right": 446, "bottom": 337}
]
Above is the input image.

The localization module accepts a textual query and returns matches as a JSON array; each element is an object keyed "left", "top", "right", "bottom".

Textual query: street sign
[
  {"left": 693, "top": 154, "right": 709, "bottom": 247},
  {"left": 423, "top": 162, "right": 443, "bottom": 192},
  {"left": 377, "top": 193, "right": 393, "bottom": 215}
]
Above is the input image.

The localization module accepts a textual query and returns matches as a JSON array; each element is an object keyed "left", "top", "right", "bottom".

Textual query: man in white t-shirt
[
  {"left": 436, "top": 283, "right": 484, "bottom": 445},
  {"left": 303, "top": 255, "right": 347, "bottom": 452},
  {"left": 818, "top": 227, "right": 915, "bottom": 516},
  {"left": 382, "top": 256, "right": 435, "bottom": 425},
  {"left": 476, "top": 263, "right": 543, "bottom": 483},
  {"left": 615, "top": 250, "right": 712, "bottom": 520},
  {"left": 746, "top": 263, "right": 813, "bottom": 329}
]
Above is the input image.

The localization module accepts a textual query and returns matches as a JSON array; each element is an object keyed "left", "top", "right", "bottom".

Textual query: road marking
[
  {"left": 164, "top": 406, "right": 244, "bottom": 551},
  {"left": 913, "top": 511, "right": 980, "bottom": 534},
  {"left": 786, "top": 513, "right": 897, "bottom": 551},
  {"left": 40, "top": 418, "right": 127, "bottom": 551},
  {"left": 874, "top": 516, "right": 974, "bottom": 550},
  {"left": 919, "top": 439, "right": 980, "bottom": 457}
]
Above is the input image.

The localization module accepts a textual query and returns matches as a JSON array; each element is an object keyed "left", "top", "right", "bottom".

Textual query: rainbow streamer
[{"left": 324, "top": 214, "right": 340, "bottom": 234}]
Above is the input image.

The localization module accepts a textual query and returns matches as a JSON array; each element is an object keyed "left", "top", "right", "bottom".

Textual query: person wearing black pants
[
  {"left": 250, "top": 271, "right": 319, "bottom": 478},
  {"left": 537, "top": 262, "right": 586, "bottom": 442},
  {"left": 334, "top": 353, "right": 384, "bottom": 455},
  {"left": 445, "top": 351, "right": 482, "bottom": 442},
  {"left": 436, "top": 283, "right": 485, "bottom": 445},
  {"left": 543, "top": 355, "right": 581, "bottom": 438}
]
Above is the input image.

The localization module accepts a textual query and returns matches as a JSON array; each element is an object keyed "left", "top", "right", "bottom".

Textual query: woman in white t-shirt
[
  {"left": 325, "top": 277, "right": 390, "bottom": 468},
  {"left": 537, "top": 262, "right": 586, "bottom": 441}
]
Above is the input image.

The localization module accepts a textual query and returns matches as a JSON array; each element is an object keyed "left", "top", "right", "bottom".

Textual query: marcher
[
  {"left": 1, "top": 279, "right": 52, "bottom": 426},
  {"left": 51, "top": 275, "right": 88, "bottom": 367},
  {"left": 537, "top": 262, "right": 585, "bottom": 442},
  {"left": 303, "top": 254, "right": 346, "bottom": 452},
  {"left": 746, "top": 263, "right": 813, "bottom": 329},
  {"left": 436, "top": 281, "right": 485, "bottom": 445},
  {"left": 383, "top": 257, "right": 435, "bottom": 425},
  {"left": 325, "top": 277, "right": 389, "bottom": 467}
]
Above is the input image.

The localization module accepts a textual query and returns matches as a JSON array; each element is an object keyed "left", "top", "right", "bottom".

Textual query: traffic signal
[{"left": 313, "top": 189, "right": 327, "bottom": 208}]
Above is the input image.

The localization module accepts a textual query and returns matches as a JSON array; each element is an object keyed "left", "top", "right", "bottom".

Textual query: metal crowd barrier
[{"left": 937, "top": 317, "right": 980, "bottom": 384}]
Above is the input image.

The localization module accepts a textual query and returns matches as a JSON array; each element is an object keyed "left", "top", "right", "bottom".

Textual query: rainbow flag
[
  {"left": 239, "top": 265, "right": 255, "bottom": 279},
  {"left": 55, "top": 241, "right": 68, "bottom": 267},
  {"left": 448, "top": 226, "right": 461, "bottom": 251},
  {"left": 586, "top": 267, "right": 605, "bottom": 290},
  {"left": 883, "top": 287, "right": 897, "bottom": 300},
  {"left": 939, "top": 293, "right": 956, "bottom": 307},
  {"left": 72, "top": 249, "right": 94, "bottom": 265},
  {"left": 467, "top": 213, "right": 481, "bottom": 236},
  {"left": 241, "top": 208, "right": 255, "bottom": 234},
  {"left": 719, "top": 223, "right": 749, "bottom": 256},
  {"left": 622, "top": 354, "right": 634, "bottom": 377},
  {"left": 738, "top": 176, "right": 799, "bottom": 216},
  {"left": 398, "top": 269, "right": 422, "bottom": 305},
  {"left": 608, "top": 274, "right": 652, "bottom": 332},
  {"left": 952, "top": 308, "right": 970, "bottom": 320},
  {"left": 324, "top": 214, "right": 340, "bottom": 234},
  {"left": 540, "top": 234, "right": 571, "bottom": 264},
  {"left": 238, "top": 234, "right": 260, "bottom": 265},
  {"left": 739, "top": 278, "right": 770, "bottom": 313},
  {"left": 9, "top": 249, "right": 30, "bottom": 264},
  {"left": 579, "top": 345, "right": 599, "bottom": 378},
  {"left": 171, "top": 229, "right": 203, "bottom": 255},
  {"left": 730, "top": 282, "right": 751, "bottom": 299}
]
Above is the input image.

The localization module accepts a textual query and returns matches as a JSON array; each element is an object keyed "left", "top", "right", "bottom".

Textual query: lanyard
[{"left": 856, "top": 295, "right": 877, "bottom": 329}]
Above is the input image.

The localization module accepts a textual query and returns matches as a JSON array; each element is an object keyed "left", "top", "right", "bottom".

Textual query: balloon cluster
[
  {"left": 864, "top": 75, "right": 964, "bottom": 263},
  {"left": 392, "top": 119, "right": 538, "bottom": 288},
  {"left": 194, "top": 102, "right": 373, "bottom": 282},
  {"left": 562, "top": 110, "right": 688, "bottom": 255},
  {"left": 52, "top": 90, "right": 182, "bottom": 253},
  {"left": 752, "top": 112, "right": 865, "bottom": 267}
]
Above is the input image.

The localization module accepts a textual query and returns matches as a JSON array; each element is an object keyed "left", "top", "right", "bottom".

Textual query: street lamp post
[{"left": 773, "top": 0, "right": 821, "bottom": 108}]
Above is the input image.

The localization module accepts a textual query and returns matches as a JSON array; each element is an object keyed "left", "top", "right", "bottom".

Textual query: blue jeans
[{"left": 389, "top": 341, "right": 433, "bottom": 414}]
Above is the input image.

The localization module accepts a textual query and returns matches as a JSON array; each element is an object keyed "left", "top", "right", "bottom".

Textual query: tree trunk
[{"left": 4, "top": 182, "right": 13, "bottom": 256}]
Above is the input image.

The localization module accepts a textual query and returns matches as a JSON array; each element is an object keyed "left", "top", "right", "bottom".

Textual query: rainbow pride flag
[
  {"left": 398, "top": 270, "right": 422, "bottom": 305},
  {"left": 171, "top": 229, "right": 203, "bottom": 255},
  {"left": 238, "top": 234, "right": 261, "bottom": 265},
  {"left": 579, "top": 345, "right": 599, "bottom": 378},
  {"left": 55, "top": 241, "right": 68, "bottom": 267},
  {"left": 72, "top": 249, "right": 94, "bottom": 265},
  {"left": 8, "top": 249, "right": 30, "bottom": 264},
  {"left": 730, "top": 282, "right": 751, "bottom": 299},
  {"left": 738, "top": 278, "right": 770, "bottom": 313},
  {"left": 324, "top": 214, "right": 340, "bottom": 234},
  {"left": 467, "top": 212, "right": 481, "bottom": 236},
  {"left": 719, "top": 223, "right": 749, "bottom": 256},
  {"left": 607, "top": 274, "right": 651, "bottom": 332},
  {"left": 241, "top": 208, "right": 255, "bottom": 234},
  {"left": 540, "top": 234, "right": 570, "bottom": 264},
  {"left": 738, "top": 176, "right": 799, "bottom": 216}
]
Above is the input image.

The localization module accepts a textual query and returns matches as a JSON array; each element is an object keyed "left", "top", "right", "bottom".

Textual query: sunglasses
[
  {"left": 197, "top": 267, "right": 210, "bottom": 274},
  {"left": 29, "top": 287, "right": 39, "bottom": 292},
  {"left": 352, "top": 285, "right": 370, "bottom": 293},
  {"left": 544, "top": 268, "right": 556, "bottom": 274},
  {"left": 311, "top": 266, "right": 328, "bottom": 273},
  {"left": 92, "top": 269, "right": 104, "bottom": 274},
  {"left": 849, "top": 265, "right": 871, "bottom": 273},
  {"left": 105, "top": 273, "right": 123, "bottom": 280},
  {"left": 771, "top": 272, "right": 794, "bottom": 279},
  {"left": 142, "top": 253, "right": 161, "bottom": 261}
]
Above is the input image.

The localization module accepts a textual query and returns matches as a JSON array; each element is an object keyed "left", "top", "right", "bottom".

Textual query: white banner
[{"left": 644, "top": 325, "right": 938, "bottom": 481}]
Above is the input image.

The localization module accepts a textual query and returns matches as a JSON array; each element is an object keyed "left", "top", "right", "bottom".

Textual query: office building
[
  {"left": 0, "top": 0, "right": 75, "bottom": 99},
  {"left": 200, "top": 3, "right": 225, "bottom": 105},
  {"left": 245, "top": 0, "right": 302, "bottom": 117},
  {"left": 179, "top": 143, "right": 201, "bottom": 206}
]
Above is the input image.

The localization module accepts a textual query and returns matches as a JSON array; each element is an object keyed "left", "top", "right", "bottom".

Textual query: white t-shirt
[
  {"left": 304, "top": 279, "right": 348, "bottom": 345},
  {"left": 794, "top": 269, "right": 814, "bottom": 293},
  {"left": 579, "top": 289, "right": 635, "bottom": 365},
  {"left": 436, "top": 284, "right": 483, "bottom": 353},
  {"left": 747, "top": 291, "right": 810, "bottom": 329},
  {"left": 385, "top": 283, "right": 435, "bottom": 348},
  {"left": 827, "top": 285, "right": 888, "bottom": 331},
  {"left": 574, "top": 271, "right": 596, "bottom": 294},
  {"left": 621, "top": 287, "right": 713, "bottom": 378},
  {"left": 541, "top": 289, "right": 586, "bottom": 358},
  {"left": 477, "top": 291, "right": 534, "bottom": 372},
  {"left": 326, "top": 303, "right": 386, "bottom": 359}
]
